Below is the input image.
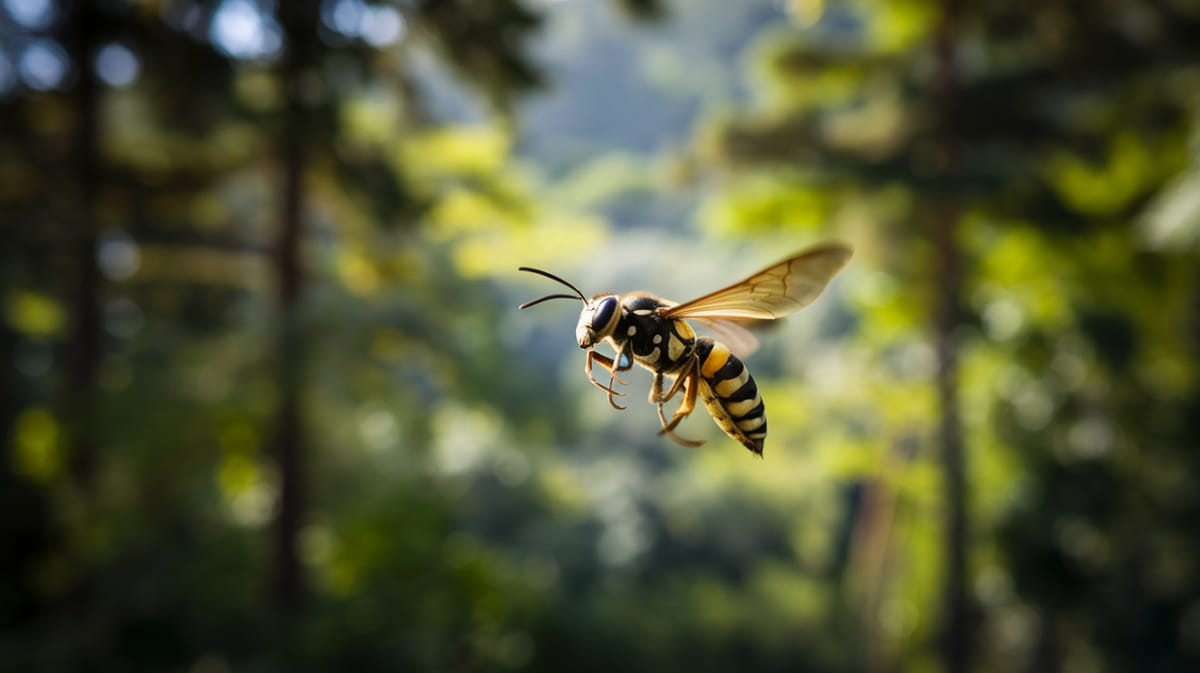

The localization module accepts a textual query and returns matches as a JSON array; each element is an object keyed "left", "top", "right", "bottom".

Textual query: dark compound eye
[{"left": 591, "top": 296, "right": 617, "bottom": 330}]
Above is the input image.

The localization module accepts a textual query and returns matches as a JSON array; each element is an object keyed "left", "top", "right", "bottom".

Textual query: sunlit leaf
[
  {"left": 1044, "top": 133, "right": 1177, "bottom": 218},
  {"left": 335, "top": 246, "right": 384, "bottom": 295},
  {"left": 400, "top": 125, "right": 511, "bottom": 179},
  {"left": 13, "top": 407, "right": 62, "bottom": 482},
  {"left": 4, "top": 291, "right": 65, "bottom": 337}
]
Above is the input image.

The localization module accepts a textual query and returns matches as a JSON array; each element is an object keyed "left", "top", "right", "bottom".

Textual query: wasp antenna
[
  {"left": 519, "top": 293, "right": 583, "bottom": 310},
  {"left": 517, "top": 266, "right": 587, "bottom": 303}
]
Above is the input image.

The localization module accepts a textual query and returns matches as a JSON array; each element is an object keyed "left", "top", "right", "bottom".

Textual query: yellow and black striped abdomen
[{"left": 694, "top": 337, "right": 767, "bottom": 456}]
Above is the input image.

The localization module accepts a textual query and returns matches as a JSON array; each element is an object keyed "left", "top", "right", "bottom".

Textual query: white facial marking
[
  {"left": 668, "top": 335, "right": 686, "bottom": 361},
  {"left": 627, "top": 325, "right": 637, "bottom": 337},
  {"left": 652, "top": 334, "right": 662, "bottom": 344}
]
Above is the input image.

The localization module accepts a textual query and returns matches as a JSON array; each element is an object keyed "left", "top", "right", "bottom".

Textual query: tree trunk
[
  {"left": 933, "top": 201, "right": 968, "bottom": 673},
  {"left": 271, "top": 0, "right": 319, "bottom": 612},
  {"left": 934, "top": 0, "right": 970, "bottom": 670},
  {"left": 66, "top": 0, "right": 102, "bottom": 487}
]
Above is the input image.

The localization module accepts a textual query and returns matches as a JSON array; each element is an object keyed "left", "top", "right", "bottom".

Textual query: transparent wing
[
  {"left": 662, "top": 243, "right": 853, "bottom": 321},
  {"left": 693, "top": 317, "right": 760, "bottom": 358}
]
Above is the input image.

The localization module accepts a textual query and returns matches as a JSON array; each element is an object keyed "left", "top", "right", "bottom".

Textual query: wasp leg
[
  {"left": 649, "top": 372, "right": 664, "bottom": 404},
  {"left": 586, "top": 350, "right": 629, "bottom": 387},
  {"left": 585, "top": 350, "right": 627, "bottom": 410},
  {"left": 650, "top": 368, "right": 688, "bottom": 405},
  {"left": 656, "top": 361, "right": 704, "bottom": 447},
  {"left": 605, "top": 341, "right": 634, "bottom": 403}
]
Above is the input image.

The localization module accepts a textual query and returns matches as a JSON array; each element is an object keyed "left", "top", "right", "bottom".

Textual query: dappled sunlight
[
  {"left": 16, "top": 38, "right": 68, "bottom": 90},
  {"left": 208, "top": 0, "right": 282, "bottom": 61},
  {"left": 94, "top": 42, "right": 140, "bottom": 88}
]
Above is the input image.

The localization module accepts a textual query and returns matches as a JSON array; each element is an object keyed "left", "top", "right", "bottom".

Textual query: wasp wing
[
  {"left": 662, "top": 243, "right": 853, "bottom": 321},
  {"left": 693, "top": 317, "right": 761, "bottom": 358}
]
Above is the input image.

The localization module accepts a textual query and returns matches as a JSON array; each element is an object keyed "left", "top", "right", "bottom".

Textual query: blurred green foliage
[{"left": 2, "top": 1, "right": 1200, "bottom": 672}]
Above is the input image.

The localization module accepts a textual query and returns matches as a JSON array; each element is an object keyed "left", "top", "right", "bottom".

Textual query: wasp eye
[{"left": 592, "top": 296, "right": 617, "bottom": 330}]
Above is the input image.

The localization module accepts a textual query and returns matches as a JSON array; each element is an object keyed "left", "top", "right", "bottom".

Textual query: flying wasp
[{"left": 518, "top": 243, "right": 852, "bottom": 456}]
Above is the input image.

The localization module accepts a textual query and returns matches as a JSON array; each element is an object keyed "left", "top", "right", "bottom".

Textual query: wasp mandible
[{"left": 518, "top": 243, "right": 852, "bottom": 456}]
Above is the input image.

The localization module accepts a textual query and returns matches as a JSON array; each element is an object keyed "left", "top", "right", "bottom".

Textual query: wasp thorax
[{"left": 576, "top": 295, "right": 619, "bottom": 348}]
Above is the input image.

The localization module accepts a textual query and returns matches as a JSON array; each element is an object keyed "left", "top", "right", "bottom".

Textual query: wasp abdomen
[{"left": 694, "top": 337, "right": 767, "bottom": 456}]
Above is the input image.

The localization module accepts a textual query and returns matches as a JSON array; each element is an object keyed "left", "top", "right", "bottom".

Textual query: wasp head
[
  {"left": 517, "top": 267, "right": 624, "bottom": 351},
  {"left": 576, "top": 295, "right": 620, "bottom": 349}
]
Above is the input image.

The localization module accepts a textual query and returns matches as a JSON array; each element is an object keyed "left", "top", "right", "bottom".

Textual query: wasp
[{"left": 518, "top": 243, "right": 852, "bottom": 456}]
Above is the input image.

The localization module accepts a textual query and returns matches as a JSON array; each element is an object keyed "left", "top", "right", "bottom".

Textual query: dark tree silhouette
[{"left": 933, "top": 1, "right": 969, "bottom": 670}]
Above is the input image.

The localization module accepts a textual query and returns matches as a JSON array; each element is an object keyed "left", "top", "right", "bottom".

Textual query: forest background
[{"left": 2, "top": 1, "right": 1200, "bottom": 672}]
